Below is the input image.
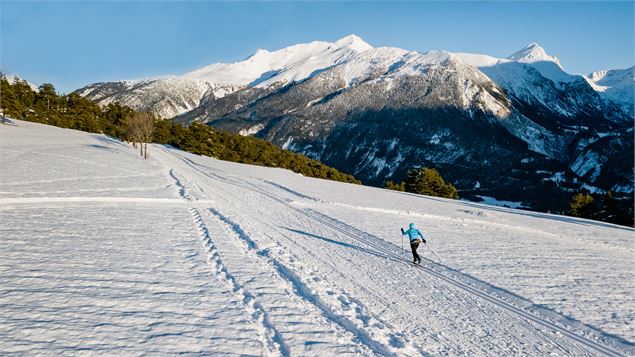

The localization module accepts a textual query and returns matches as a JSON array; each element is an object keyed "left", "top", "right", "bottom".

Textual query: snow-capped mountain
[
  {"left": 198, "top": 41, "right": 631, "bottom": 200},
  {"left": 507, "top": 42, "right": 562, "bottom": 67},
  {"left": 183, "top": 34, "right": 371, "bottom": 88},
  {"left": 457, "top": 45, "right": 612, "bottom": 121},
  {"left": 75, "top": 36, "right": 634, "bottom": 210},
  {"left": 76, "top": 78, "right": 218, "bottom": 119},
  {"left": 75, "top": 35, "right": 371, "bottom": 118},
  {"left": 585, "top": 66, "right": 635, "bottom": 115},
  {"left": 75, "top": 36, "right": 633, "bottom": 121}
]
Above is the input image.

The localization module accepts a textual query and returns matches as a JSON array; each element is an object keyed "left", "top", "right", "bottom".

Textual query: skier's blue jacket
[{"left": 402, "top": 224, "right": 425, "bottom": 243}]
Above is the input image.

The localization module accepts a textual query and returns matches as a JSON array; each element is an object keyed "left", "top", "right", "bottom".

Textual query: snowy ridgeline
[{"left": 0, "top": 120, "right": 633, "bottom": 356}]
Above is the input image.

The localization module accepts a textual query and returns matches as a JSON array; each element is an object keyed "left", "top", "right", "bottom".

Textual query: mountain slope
[
  {"left": 1, "top": 120, "right": 633, "bottom": 355},
  {"left": 585, "top": 66, "right": 635, "bottom": 115},
  {"left": 75, "top": 78, "right": 217, "bottom": 119},
  {"left": 457, "top": 45, "right": 627, "bottom": 123},
  {"left": 75, "top": 36, "right": 634, "bottom": 214},
  {"left": 75, "top": 35, "right": 372, "bottom": 118},
  {"left": 209, "top": 48, "right": 540, "bottom": 189},
  {"left": 201, "top": 44, "right": 632, "bottom": 211}
]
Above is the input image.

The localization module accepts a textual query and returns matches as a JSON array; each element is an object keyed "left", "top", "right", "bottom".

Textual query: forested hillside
[{"left": 0, "top": 77, "right": 359, "bottom": 184}]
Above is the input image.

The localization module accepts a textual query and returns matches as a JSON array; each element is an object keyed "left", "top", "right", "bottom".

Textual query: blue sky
[{"left": 1, "top": 1, "right": 633, "bottom": 93}]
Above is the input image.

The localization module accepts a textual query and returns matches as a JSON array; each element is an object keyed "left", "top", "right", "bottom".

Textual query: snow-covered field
[{"left": 1, "top": 120, "right": 633, "bottom": 356}]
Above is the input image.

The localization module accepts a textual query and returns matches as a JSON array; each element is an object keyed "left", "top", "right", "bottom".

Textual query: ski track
[
  {"left": 167, "top": 154, "right": 506, "bottom": 355},
  {"left": 304, "top": 209, "right": 623, "bottom": 356},
  {"left": 208, "top": 207, "right": 401, "bottom": 356},
  {"left": 162, "top": 155, "right": 377, "bottom": 355},
  {"left": 262, "top": 179, "right": 321, "bottom": 201},
  {"left": 161, "top": 149, "right": 427, "bottom": 355},
  {"left": 189, "top": 207, "right": 285, "bottom": 356},
  {"left": 168, "top": 168, "right": 192, "bottom": 201},
  {"left": 163, "top": 147, "right": 631, "bottom": 356},
  {"left": 165, "top": 164, "right": 285, "bottom": 355}
]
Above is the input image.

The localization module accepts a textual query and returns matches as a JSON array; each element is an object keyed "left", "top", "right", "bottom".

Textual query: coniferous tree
[
  {"left": 384, "top": 180, "right": 405, "bottom": 191},
  {"left": 404, "top": 167, "right": 459, "bottom": 199},
  {"left": 37, "top": 83, "right": 57, "bottom": 112},
  {"left": 570, "top": 193, "right": 596, "bottom": 218},
  {"left": 0, "top": 78, "right": 360, "bottom": 184},
  {"left": 4, "top": 77, "right": 635, "bottom": 225}
]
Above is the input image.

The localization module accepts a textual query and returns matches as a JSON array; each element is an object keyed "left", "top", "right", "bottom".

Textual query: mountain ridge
[{"left": 75, "top": 35, "right": 634, "bottom": 120}]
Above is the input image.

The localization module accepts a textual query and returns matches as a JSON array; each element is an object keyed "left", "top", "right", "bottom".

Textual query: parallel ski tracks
[
  {"left": 163, "top": 155, "right": 402, "bottom": 355},
  {"left": 189, "top": 207, "right": 287, "bottom": 356},
  {"left": 168, "top": 149, "right": 628, "bottom": 357},
  {"left": 165, "top": 164, "right": 285, "bottom": 356}
]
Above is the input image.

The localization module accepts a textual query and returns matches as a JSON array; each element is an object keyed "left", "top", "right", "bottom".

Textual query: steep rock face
[
  {"left": 211, "top": 49, "right": 511, "bottom": 137},
  {"left": 570, "top": 127, "right": 634, "bottom": 193},
  {"left": 208, "top": 49, "right": 574, "bottom": 208},
  {"left": 172, "top": 85, "right": 279, "bottom": 125},
  {"left": 205, "top": 45, "right": 631, "bottom": 209},
  {"left": 457, "top": 48, "right": 628, "bottom": 125},
  {"left": 75, "top": 78, "right": 219, "bottom": 118},
  {"left": 456, "top": 49, "right": 632, "bottom": 193}
]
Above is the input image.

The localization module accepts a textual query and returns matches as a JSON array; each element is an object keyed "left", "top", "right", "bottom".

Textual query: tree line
[
  {"left": 0, "top": 77, "right": 360, "bottom": 184},
  {"left": 569, "top": 191, "right": 632, "bottom": 225}
]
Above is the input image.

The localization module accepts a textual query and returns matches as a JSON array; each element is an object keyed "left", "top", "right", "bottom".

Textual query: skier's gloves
[
  {"left": 422, "top": 239, "right": 427, "bottom": 244},
  {"left": 400, "top": 228, "right": 404, "bottom": 233}
]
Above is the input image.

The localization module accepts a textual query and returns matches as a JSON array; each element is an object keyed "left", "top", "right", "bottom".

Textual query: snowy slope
[
  {"left": 457, "top": 44, "right": 602, "bottom": 117},
  {"left": 1, "top": 120, "right": 633, "bottom": 356},
  {"left": 585, "top": 67, "right": 635, "bottom": 114},
  {"left": 461, "top": 43, "right": 576, "bottom": 87}
]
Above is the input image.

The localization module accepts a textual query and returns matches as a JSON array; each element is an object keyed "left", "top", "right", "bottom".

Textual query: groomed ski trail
[
  {"left": 158, "top": 145, "right": 632, "bottom": 356},
  {"left": 156, "top": 148, "right": 432, "bottom": 355},
  {"left": 160, "top": 154, "right": 382, "bottom": 355}
]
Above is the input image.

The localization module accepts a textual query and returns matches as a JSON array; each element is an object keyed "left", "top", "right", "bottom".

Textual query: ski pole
[
  {"left": 424, "top": 243, "right": 442, "bottom": 263},
  {"left": 401, "top": 234, "right": 403, "bottom": 255}
]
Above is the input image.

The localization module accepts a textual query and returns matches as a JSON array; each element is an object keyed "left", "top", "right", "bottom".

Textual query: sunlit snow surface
[{"left": 1, "top": 120, "right": 633, "bottom": 356}]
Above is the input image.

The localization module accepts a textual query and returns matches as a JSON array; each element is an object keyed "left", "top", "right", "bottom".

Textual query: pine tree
[
  {"left": 570, "top": 193, "right": 596, "bottom": 218},
  {"left": 37, "top": 83, "right": 57, "bottom": 111},
  {"left": 404, "top": 167, "right": 459, "bottom": 199},
  {"left": 384, "top": 180, "right": 405, "bottom": 191},
  {"left": 0, "top": 78, "right": 360, "bottom": 183}
]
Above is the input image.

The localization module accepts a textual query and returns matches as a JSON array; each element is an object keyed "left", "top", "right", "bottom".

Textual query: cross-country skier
[{"left": 401, "top": 223, "right": 426, "bottom": 264}]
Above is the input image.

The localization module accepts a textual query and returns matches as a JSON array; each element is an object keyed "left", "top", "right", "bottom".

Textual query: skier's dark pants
[{"left": 410, "top": 240, "right": 421, "bottom": 262}]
